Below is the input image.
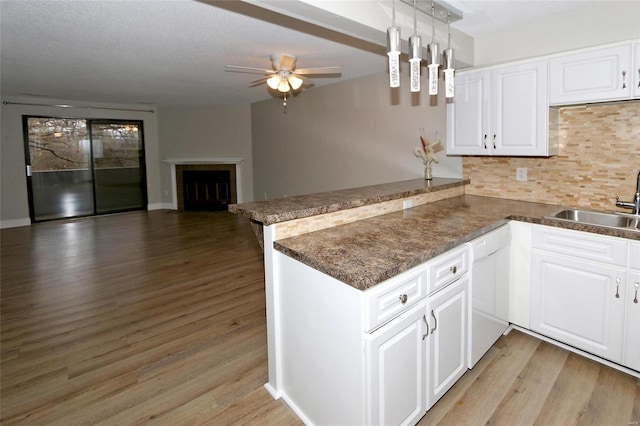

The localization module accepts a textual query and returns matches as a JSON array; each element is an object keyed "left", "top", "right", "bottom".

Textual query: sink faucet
[{"left": 615, "top": 170, "right": 640, "bottom": 215}]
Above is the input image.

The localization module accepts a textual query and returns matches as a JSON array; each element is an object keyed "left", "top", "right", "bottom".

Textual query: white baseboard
[
  {"left": 1, "top": 218, "right": 31, "bottom": 229},
  {"left": 148, "top": 203, "right": 175, "bottom": 211}
]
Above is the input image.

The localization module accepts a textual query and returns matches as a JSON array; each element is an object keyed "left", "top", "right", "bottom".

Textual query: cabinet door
[
  {"left": 366, "top": 301, "right": 426, "bottom": 426},
  {"left": 624, "top": 270, "right": 640, "bottom": 372},
  {"left": 448, "top": 71, "right": 490, "bottom": 155},
  {"left": 549, "top": 44, "right": 632, "bottom": 105},
  {"left": 531, "top": 251, "right": 626, "bottom": 363},
  {"left": 426, "top": 276, "right": 468, "bottom": 409},
  {"left": 634, "top": 42, "right": 640, "bottom": 98},
  {"left": 491, "top": 60, "right": 548, "bottom": 156}
]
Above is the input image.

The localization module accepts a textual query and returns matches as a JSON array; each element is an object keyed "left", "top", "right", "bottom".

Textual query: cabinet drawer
[
  {"left": 364, "top": 267, "right": 427, "bottom": 332},
  {"left": 532, "top": 225, "right": 628, "bottom": 267},
  {"left": 426, "top": 245, "right": 470, "bottom": 295},
  {"left": 631, "top": 242, "right": 640, "bottom": 270}
]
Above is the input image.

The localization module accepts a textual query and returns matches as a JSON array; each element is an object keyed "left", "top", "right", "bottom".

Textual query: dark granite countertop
[
  {"left": 274, "top": 195, "right": 640, "bottom": 290},
  {"left": 229, "top": 178, "right": 469, "bottom": 225}
]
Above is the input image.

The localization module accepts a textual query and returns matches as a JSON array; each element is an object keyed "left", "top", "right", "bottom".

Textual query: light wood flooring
[{"left": 1, "top": 210, "right": 638, "bottom": 425}]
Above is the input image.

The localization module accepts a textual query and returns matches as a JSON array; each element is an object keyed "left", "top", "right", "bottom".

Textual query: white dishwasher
[{"left": 468, "top": 224, "right": 511, "bottom": 367}]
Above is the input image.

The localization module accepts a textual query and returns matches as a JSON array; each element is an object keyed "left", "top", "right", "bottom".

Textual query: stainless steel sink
[{"left": 548, "top": 209, "right": 640, "bottom": 231}]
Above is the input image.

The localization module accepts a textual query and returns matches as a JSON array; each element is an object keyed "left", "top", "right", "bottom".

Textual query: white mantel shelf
[
  {"left": 165, "top": 158, "right": 245, "bottom": 208},
  {"left": 164, "top": 158, "right": 244, "bottom": 165}
]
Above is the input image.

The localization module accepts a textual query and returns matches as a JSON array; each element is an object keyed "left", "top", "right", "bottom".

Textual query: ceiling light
[
  {"left": 288, "top": 75, "right": 303, "bottom": 90},
  {"left": 443, "top": 13, "right": 455, "bottom": 99},
  {"left": 267, "top": 75, "right": 280, "bottom": 90},
  {"left": 427, "top": 2, "right": 440, "bottom": 96},
  {"left": 387, "top": 0, "right": 401, "bottom": 88},
  {"left": 409, "top": 0, "right": 422, "bottom": 93}
]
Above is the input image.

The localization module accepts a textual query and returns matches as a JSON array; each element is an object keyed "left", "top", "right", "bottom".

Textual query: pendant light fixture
[
  {"left": 426, "top": 1, "right": 440, "bottom": 96},
  {"left": 409, "top": 0, "right": 422, "bottom": 92},
  {"left": 443, "top": 13, "right": 455, "bottom": 98},
  {"left": 387, "top": 0, "right": 401, "bottom": 88}
]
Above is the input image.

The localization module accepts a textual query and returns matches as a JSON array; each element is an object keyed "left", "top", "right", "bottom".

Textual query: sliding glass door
[
  {"left": 90, "top": 121, "right": 146, "bottom": 214},
  {"left": 24, "top": 117, "right": 146, "bottom": 222}
]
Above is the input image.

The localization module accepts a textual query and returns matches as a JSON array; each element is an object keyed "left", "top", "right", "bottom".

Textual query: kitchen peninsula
[{"left": 230, "top": 178, "right": 639, "bottom": 425}]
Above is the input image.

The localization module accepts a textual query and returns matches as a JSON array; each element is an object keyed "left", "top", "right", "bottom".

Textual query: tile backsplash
[{"left": 462, "top": 101, "right": 640, "bottom": 211}]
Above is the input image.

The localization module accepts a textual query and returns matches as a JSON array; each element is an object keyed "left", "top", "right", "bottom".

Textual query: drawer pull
[
  {"left": 615, "top": 277, "right": 621, "bottom": 299},
  {"left": 422, "top": 314, "right": 430, "bottom": 340},
  {"left": 430, "top": 309, "right": 438, "bottom": 334},
  {"left": 399, "top": 294, "right": 408, "bottom": 304},
  {"left": 492, "top": 134, "right": 496, "bottom": 149},
  {"left": 483, "top": 134, "right": 487, "bottom": 149},
  {"left": 450, "top": 265, "right": 457, "bottom": 274},
  {"left": 622, "top": 70, "right": 627, "bottom": 89},
  {"left": 634, "top": 282, "right": 639, "bottom": 304}
]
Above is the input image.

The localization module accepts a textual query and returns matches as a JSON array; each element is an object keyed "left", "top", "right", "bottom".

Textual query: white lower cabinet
[
  {"left": 425, "top": 276, "right": 468, "bottom": 409},
  {"left": 276, "top": 244, "right": 470, "bottom": 426},
  {"left": 624, "top": 269, "right": 640, "bottom": 371},
  {"left": 531, "top": 251, "right": 626, "bottom": 362},
  {"left": 366, "top": 301, "right": 427, "bottom": 426},
  {"left": 530, "top": 225, "right": 639, "bottom": 373}
]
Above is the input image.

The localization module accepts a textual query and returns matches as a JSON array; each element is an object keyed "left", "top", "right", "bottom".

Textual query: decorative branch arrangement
[{"left": 414, "top": 129, "right": 444, "bottom": 180}]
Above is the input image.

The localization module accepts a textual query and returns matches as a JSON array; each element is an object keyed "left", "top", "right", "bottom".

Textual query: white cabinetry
[
  {"left": 276, "top": 243, "right": 470, "bottom": 425},
  {"left": 530, "top": 225, "right": 637, "bottom": 370},
  {"left": 549, "top": 43, "right": 634, "bottom": 105},
  {"left": 426, "top": 276, "right": 468, "bottom": 409},
  {"left": 624, "top": 243, "right": 640, "bottom": 371},
  {"left": 367, "top": 301, "right": 427, "bottom": 426},
  {"left": 448, "top": 60, "right": 553, "bottom": 157}
]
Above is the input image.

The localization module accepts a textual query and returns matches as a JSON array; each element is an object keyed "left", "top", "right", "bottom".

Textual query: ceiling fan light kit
[
  {"left": 389, "top": 0, "right": 461, "bottom": 99},
  {"left": 226, "top": 53, "right": 341, "bottom": 111}
]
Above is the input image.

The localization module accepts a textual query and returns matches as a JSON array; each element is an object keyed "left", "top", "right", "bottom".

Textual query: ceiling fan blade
[
  {"left": 295, "top": 66, "right": 342, "bottom": 75},
  {"left": 278, "top": 54, "right": 297, "bottom": 70},
  {"left": 225, "top": 65, "right": 275, "bottom": 75},
  {"left": 249, "top": 76, "right": 271, "bottom": 87}
]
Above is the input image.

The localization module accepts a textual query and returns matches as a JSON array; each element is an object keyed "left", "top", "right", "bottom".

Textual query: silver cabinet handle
[
  {"left": 622, "top": 70, "right": 627, "bottom": 89},
  {"left": 430, "top": 309, "right": 438, "bottom": 334},
  {"left": 615, "top": 277, "right": 621, "bottom": 298},
  {"left": 450, "top": 265, "right": 457, "bottom": 274},
  {"left": 422, "top": 314, "right": 430, "bottom": 340},
  {"left": 634, "top": 282, "right": 639, "bottom": 304},
  {"left": 483, "top": 134, "right": 487, "bottom": 149},
  {"left": 492, "top": 134, "right": 496, "bottom": 149},
  {"left": 637, "top": 68, "right": 640, "bottom": 88},
  {"left": 399, "top": 294, "right": 408, "bottom": 304}
]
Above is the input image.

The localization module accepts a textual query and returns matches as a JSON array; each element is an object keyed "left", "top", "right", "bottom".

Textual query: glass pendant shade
[
  {"left": 387, "top": 25, "right": 401, "bottom": 88},
  {"left": 288, "top": 75, "right": 303, "bottom": 90},
  {"left": 277, "top": 79, "right": 290, "bottom": 93},
  {"left": 443, "top": 47, "right": 455, "bottom": 98},
  {"left": 427, "top": 42, "right": 439, "bottom": 95},
  {"left": 267, "top": 75, "right": 280, "bottom": 90},
  {"left": 409, "top": 35, "right": 422, "bottom": 93}
]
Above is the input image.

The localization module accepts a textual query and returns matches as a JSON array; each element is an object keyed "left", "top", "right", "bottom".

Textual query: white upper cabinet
[
  {"left": 549, "top": 43, "right": 634, "bottom": 105},
  {"left": 634, "top": 41, "right": 640, "bottom": 98},
  {"left": 448, "top": 60, "right": 553, "bottom": 157}
]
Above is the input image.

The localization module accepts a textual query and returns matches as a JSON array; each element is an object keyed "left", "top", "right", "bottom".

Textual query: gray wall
[
  {"left": 251, "top": 72, "right": 462, "bottom": 200},
  {"left": 157, "top": 104, "right": 254, "bottom": 204}
]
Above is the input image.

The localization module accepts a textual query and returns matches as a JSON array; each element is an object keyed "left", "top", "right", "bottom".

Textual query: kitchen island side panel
[{"left": 276, "top": 252, "right": 366, "bottom": 425}]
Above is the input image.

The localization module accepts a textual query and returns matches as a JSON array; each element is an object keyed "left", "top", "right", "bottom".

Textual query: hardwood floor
[{"left": 1, "top": 210, "right": 638, "bottom": 425}]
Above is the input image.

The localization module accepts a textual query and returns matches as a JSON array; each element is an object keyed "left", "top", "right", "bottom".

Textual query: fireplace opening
[{"left": 182, "top": 170, "right": 231, "bottom": 211}]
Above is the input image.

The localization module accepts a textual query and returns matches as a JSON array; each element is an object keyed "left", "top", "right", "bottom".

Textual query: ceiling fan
[{"left": 226, "top": 53, "right": 342, "bottom": 95}]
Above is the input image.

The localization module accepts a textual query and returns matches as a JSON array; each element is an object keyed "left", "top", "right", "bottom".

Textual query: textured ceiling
[{"left": 0, "top": 0, "right": 600, "bottom": 107}]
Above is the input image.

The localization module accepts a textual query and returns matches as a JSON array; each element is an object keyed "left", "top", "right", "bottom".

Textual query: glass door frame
[{"left": 23, "top": 115, "right": 148, "bottom": 223}]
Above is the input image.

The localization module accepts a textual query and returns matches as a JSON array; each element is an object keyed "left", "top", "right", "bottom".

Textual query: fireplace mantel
[{"left": 164, "top": 158, "right": 244, "bottom": 209}]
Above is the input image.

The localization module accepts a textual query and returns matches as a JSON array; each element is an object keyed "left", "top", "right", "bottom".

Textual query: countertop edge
[{"left": 229, "top": 178, "right": 470, "bottom": 225}]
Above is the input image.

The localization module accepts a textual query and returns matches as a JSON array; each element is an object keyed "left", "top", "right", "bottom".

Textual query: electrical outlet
[
  {"left": 516, "top": 167, "right": 528, "bottom": 182},
  {"left": 403, "top": 199, "right": 413, "bottom": 209}
]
